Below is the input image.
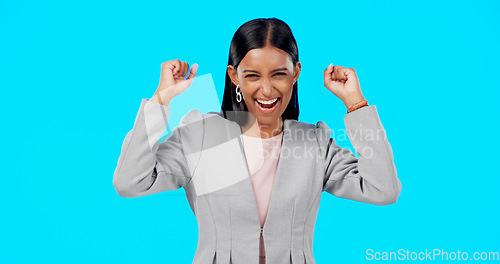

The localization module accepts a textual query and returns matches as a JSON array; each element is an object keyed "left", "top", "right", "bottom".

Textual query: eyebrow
[{"left": 243, "top": 67, "right": 288, "bottom": 74}]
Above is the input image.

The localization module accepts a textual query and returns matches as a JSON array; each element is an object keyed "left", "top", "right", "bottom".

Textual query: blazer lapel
[{"left": 228, "top": 118, "right": 294, "bottom": 231}]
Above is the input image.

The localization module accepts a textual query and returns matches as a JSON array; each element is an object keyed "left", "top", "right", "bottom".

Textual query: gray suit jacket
[{"left": 113, "top": 98, "right": 402, "bottom": 264}]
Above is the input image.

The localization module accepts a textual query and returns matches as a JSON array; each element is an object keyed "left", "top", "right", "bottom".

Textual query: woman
[{"left": 113, "top": 18, "right": 401, "bottom": 264}]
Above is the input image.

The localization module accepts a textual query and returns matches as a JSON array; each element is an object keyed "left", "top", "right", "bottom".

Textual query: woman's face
[{"left": 227, "top": 45, "right": 301, "bottom": 128}]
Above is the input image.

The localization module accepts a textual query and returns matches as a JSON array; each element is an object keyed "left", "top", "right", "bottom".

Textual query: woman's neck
[{"left": 241, "top": 116, "right": 283, "bottom": 139}]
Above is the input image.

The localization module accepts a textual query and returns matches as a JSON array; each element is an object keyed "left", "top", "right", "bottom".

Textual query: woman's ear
[
  {"left": 293, "top": 61, "right": 301, "bottom": 83},
  {"left": 227, "top": 65, "right": 239, "bottom": 86}
]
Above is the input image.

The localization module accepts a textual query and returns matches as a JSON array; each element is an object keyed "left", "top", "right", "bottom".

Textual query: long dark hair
[{"left": 220, "top": 18, "right": 299, "bottom": 125}]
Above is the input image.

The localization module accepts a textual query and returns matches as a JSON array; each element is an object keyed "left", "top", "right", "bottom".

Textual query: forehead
[{"left": 239, "top": 46, "right": 291, "bottom": 69}]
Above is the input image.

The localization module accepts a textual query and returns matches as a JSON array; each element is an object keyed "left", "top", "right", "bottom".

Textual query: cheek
[
  {"left": 241, "top": 90, "right": 255, "bottom": 103},
  {"left": 276, "top": 92, "right": 292, "bottom": 114},
  {"left": 281, "top": 94, "right": 292, "bottom": 110},
  {"left": 280, "top": 86, "right": 294, "bottom": 103},
  {"left": 240, "top": 90, "right": 257, "bottom": 110}
]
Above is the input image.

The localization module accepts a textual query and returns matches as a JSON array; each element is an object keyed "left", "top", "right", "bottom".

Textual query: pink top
[{"left": 241, "top": 131, "right": 284, "bottom": 261}]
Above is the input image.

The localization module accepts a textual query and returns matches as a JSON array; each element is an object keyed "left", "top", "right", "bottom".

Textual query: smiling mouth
[{"left": 255, "top": 97, "right": 280, "bottom": 109}]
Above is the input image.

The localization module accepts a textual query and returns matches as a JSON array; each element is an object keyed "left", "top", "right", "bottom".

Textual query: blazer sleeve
[
  {"left": 315, "top": 105, "right": 402, "bottom": 205},
  {"left": 113, "top": 98, "right": 202, "bottom": 198}
]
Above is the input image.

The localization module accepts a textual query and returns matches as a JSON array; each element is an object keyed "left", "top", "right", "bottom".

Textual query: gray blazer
[{"left": 113, "top": 98, "right": 402, "bottom": 264}]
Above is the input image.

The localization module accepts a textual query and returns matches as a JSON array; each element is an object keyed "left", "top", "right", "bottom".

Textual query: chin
[{"left": 254, "top": 111, "right": 282, "bottom": 124}]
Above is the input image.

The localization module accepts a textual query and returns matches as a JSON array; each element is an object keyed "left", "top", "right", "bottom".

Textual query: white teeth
[{"left": 256, "top": 98, "right": 278, "bottom": 104}]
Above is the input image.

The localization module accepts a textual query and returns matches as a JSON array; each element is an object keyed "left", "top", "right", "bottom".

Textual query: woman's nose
[{"left": 260, "top": 79, "right": 272, "bottom": 96}]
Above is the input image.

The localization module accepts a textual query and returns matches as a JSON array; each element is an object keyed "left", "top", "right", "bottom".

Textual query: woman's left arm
[
  {"left": 317, "top": 64, "right": 402, "bottom": 205},
  {"left": 316, "top": 106, "right": 401, "bottom": 205}
]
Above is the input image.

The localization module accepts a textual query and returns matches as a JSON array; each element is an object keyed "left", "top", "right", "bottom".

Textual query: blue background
[{"left": 1, "top": 0, "right": 499, "bottom": 263}]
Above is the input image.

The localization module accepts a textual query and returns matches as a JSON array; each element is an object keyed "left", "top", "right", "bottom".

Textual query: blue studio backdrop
[{"left": 1, "top": 0, "right": 499, "bottom": 263}]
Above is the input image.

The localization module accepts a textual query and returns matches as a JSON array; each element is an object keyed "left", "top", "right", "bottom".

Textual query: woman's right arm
[{"left": 113, "top": 60, "right": 199, "bottom": 197}]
